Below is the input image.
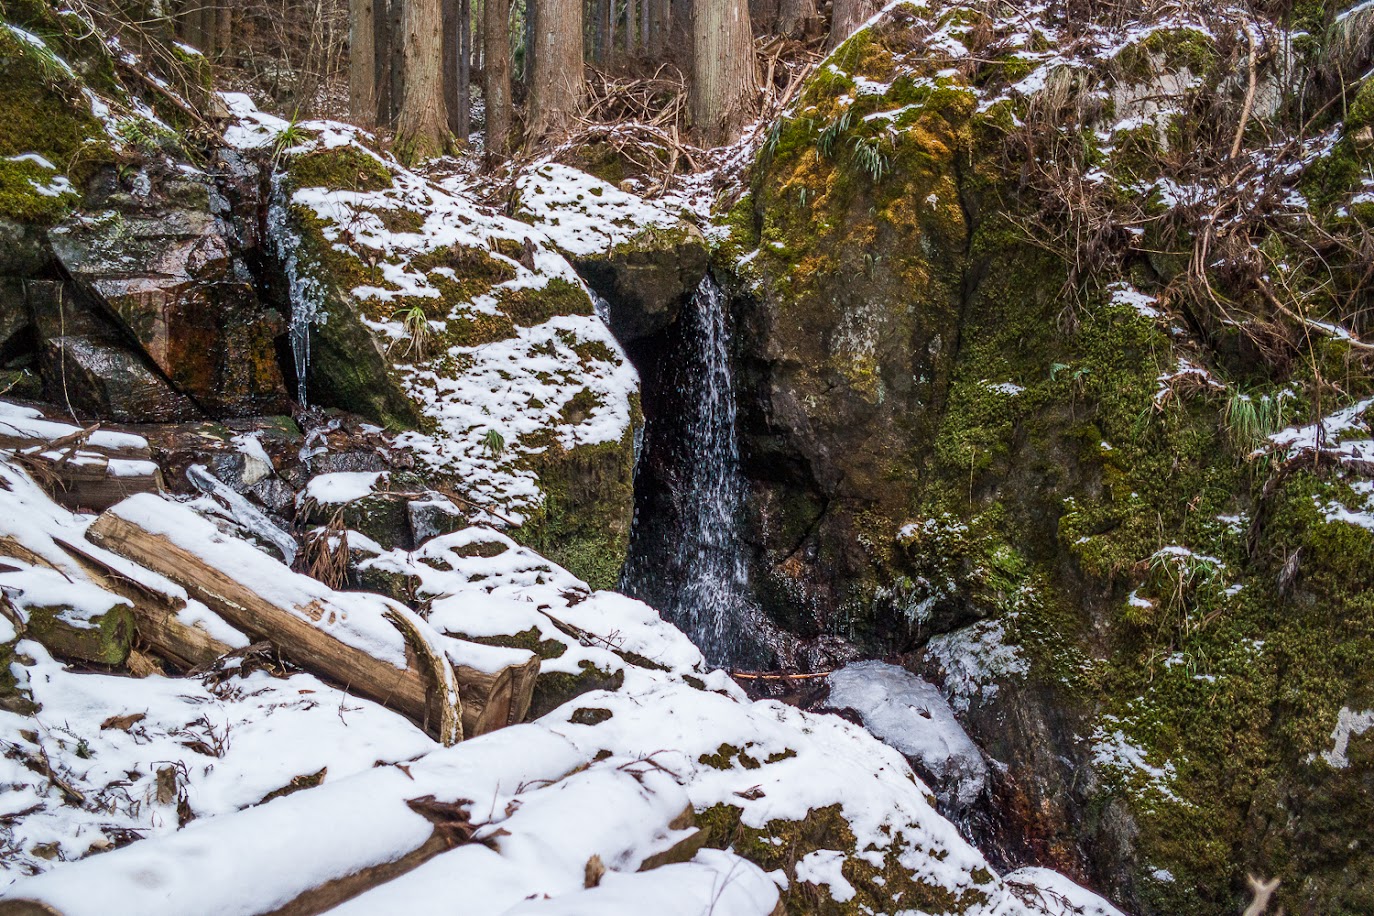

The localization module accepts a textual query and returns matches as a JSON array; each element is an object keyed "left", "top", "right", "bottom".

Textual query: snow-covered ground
[{"left": 0, "top": 447, "right": 1123, "bottom": 914}]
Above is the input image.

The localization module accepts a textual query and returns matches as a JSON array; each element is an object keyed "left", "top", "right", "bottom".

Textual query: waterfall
[
  {"left": 265, "top": 170, "right": 322, "bottom": 406},
  {"left": 621, "top": 276, "right": 759, "bottom": 667}
]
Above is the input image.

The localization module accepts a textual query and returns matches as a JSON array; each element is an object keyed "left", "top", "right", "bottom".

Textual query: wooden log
[
  {"left": 52, "top": 535, "right": 237, "bottom": 670},
  {"left": 12, "top": 449, "right": 164, "bottom": 512},
  {"left": 0, "top": 416, "right": 153, "bottom": 461},
  {"left": 87, "top": 495, "right": 535, "bottom": 740}
]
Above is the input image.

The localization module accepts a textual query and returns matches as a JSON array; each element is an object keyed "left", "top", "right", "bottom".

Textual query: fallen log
[
  {"left": 0, "top": 411, "right": 153, "bottom": 460},
  {"left": 51, "top": 534, "right": 238, "bottom": 670},
  {"left": 87, "top": 495, "right": 536, "bottom": 740},
  {"left": 12, "top": 448, "right": 164, "bottom": 512}
]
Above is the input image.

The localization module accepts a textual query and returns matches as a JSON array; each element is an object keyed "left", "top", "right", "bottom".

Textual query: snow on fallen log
[
  {"left": 0, "top": 401, "right": 163, "bottom": 511},
  {"left": 0, "top": 401, "right": 152, "bottom": 460},
  {"left": 85, "top": 494, "right": 537, "bottom": 742},
  {"left": 0, "top": 461, "right": 244, "bottom": 669}
]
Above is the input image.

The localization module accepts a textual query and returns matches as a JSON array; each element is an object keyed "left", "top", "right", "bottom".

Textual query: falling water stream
[{"left": 620, "top": 277, "right": 760, "bottom": 667}]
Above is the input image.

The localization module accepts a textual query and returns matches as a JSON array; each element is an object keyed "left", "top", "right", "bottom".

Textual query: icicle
[{"left": 265, "top": 170, "right": 324, "bottom": 406}]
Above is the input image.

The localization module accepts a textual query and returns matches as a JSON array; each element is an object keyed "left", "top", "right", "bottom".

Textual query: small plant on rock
[{"left": 392, "top": 305, "right": 432, "bottom": 361}]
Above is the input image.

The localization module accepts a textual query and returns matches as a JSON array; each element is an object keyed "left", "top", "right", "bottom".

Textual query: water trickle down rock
[
  {"left": 266, "top": 170, "right": 322, "bottom": 406},
  {"left": 621, "top": 277, "right": 760, "bottom": 666}
]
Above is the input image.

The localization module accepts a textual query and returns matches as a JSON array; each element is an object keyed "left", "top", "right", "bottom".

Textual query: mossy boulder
[
  {"left": 724, "top": 5, "right": 1374, "bottom": 914},
  {"left": 515, "top": 429, "right": 637, "bottom": 591},
  {"left": 275, "top": 138, "right": 641, "bottom": 586},
  {"left": 571, "top": 221, "right": 709, "bottom": 346}
]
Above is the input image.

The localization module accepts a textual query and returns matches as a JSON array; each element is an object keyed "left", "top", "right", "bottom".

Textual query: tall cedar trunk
[
  {"left": 624, "top": 0, "right": 635, "bottom": 51},
  {"left": 216, "top": 0, "right": 233, "bottom": 60},
  {"left": 826, "top": 0, "right": 876, "bottom": 50},
  {"left": 777, "top": 0, "right": 816, "bottom": 38},
  {"left": 474, "top": 0, "right": 483, "bottom": 75},
  {"left": 593, "top": 0, "right": 606, "bottom": 61},
  {"left": 350, "top": 0, "right": 378, "bottom": 127},
  {"left": 526, "top": 0, "right": 583, "bottom": 139},
  {"left": 690, "top": 0, "right": 756, "bottom": 145},
  {"left": 382, "top": 0, "right": 404, "bottom": 124},
  {"left": 444, "top": 0, "right": 459, "bottom": 131},
  {"left": 523, "top": 0, "right": 534, "bottom": 82},
  {"left": 396, "top": 0, "right": 451, "bottom": 159},
  {"left": 647, "top": 0, "right": 667, "bottom": 54},
  {"left": 483, "top": 0, "right": 511, "bottom": 161},
  {"left": 443, "top": 0, "right": 471, "bottom": 139},
  {"left": 458, "top": 0, "right": 471, "bottom": 139}
]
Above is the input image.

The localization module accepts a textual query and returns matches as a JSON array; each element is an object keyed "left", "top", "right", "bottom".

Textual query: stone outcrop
[
  {"left": 47, "top": 162, "right": 290, "bottom": 417},
  {"left": 714, "top": 5, "right": 1374, "bottom": 914},
  {"left": 571, "top": 221, "right": 709, "bottom": 346}
]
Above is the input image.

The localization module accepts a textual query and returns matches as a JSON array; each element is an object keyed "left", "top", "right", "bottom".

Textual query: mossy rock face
[
  {"left": 726, "top": 6, "right": 1374, "bottom": 914},
  {"left": 571, "top": 221, "right": 710, "bottom": 345},
  {"left": 697, "top": 803, "right": 990, "bottom": 915},
  {"left": 24, "top": 604, "right": 134, "bottom": 666},
  {"left": 0, "top": 23, "right": 114, "bottom": 226},
  {"left": 49, "top": 170, "right": 291, "bottom": 418},
  {"left": 276, "top": 201, "right": 425, "bottom": 432},
  {"left": 515, "top": 428, "right": 637, "bottom": 591}
]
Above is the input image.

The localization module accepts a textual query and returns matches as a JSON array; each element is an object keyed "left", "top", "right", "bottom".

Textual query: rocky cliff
[{"left": 714, "top": 2, "right": 1374, "bottom": 912}]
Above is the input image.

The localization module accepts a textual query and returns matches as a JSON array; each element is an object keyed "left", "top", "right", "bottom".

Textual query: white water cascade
[{"left": 621, "top": 276, "right": 760, "bottom": 666}]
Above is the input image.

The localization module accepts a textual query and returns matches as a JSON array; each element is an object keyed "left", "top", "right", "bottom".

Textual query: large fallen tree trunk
[
  {"left": 51, "top": 534, "right": 239, "bottom": 670},
  {"left": 87, "top": 495, "right": 537, "bottom": 741}
]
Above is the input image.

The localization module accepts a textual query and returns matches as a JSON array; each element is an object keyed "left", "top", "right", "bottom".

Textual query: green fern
[
  {"left": 850, "top": 136, "right": 890, "bottom": 182},
  {"left": 481, "top": 428, "right": 506, "bottom": 459}
]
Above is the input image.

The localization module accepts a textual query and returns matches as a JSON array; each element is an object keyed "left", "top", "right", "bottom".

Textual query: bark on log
[
  {"left": 17, "top": 450, "right": 164, "bottom": 512},
  {"left": 86, "top": 496, "right": 535, "bottom": 741},
  {"left": 51, "top": 535, "right": 236, "bottom": 670}
]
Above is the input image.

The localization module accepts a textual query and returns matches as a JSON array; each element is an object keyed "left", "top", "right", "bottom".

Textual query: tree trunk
[
  {"left": 216, "top": 0, "right": 233, "bottom": 60},
  {"left": 526, "top": 0, "right": 583, "bottom": 140},
  {"left": 690, "top": 0, "right": 756, "bottom": 145},
  {"left": 777, "top": 0, "right": 816, "bottom": 38},
  {"left": 350, "top": 0, "right": 378, "bottom": 128},
  {"left": 379, "top": 0, "right": 403, "bottom": 125},
  {"left": 458, "top": 0, "right": 471, "bottom": 140},
  {"left": 444, "top": 0, "right": 459, "bottom": 131},
  {"left": 647, "top": 0, "right": 666, "bottom": 54},
  {"left": 483, "top": 0, "right": 512, "bottom": 162},
  {"left": 396, "top": 0, "right": 451, "bottom": 159},
  {"left": 624, "top": 0, "right": 635, "bottom": 52},
  {"left": 826, "top": 0, "right": 876, "bottom": 50}
]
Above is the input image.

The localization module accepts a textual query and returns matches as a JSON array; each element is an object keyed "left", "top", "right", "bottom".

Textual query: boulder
[
  {"left": 513, "top": 161, "right": 708, "bottom": 346},
  {"left": 571, "top": 222, "right": 709, "bottom": 346},
  {"left": 269, "top": 136, "right": 640, "bottom": 588},
  {"left": 47, "top": 166, "right": 291, "bottom": 418}
]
